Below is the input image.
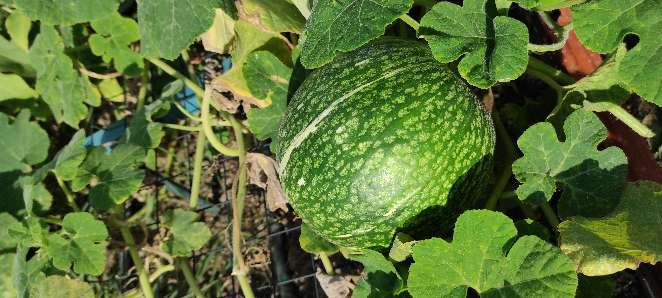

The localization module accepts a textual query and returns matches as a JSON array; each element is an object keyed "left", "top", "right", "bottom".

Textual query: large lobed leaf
[
  {"left": 89, "top": 12, "right": 143, "bottom": 75},
  {"left": 512, "top": 109, "right": 627, "bottom": 218},
  {"left": 418, "top": 0, "right": 529, "bottom": 88},
  {"left": 138, "top": 0, "right": 218, "bottom": 60},
  {"left": 349, "top": 249, "right": 404, "bottom": 298},
  {"left": 13, "top": 0, "right": 118, "bottom": 25},
  {"left": 299, "top": 0, "right": 413, "bottom": 68},
  {"left": 30, "top": 25, "right": 100, "bottom": 128},
  {"left": 559, "top": 181, "right": 662, "bottom": 276},
  {"left": 408, "top": 210, "right": 577, "bottom": 298},
  {"left": 573, "top": 0, "right": 662, "bottom": 105}
]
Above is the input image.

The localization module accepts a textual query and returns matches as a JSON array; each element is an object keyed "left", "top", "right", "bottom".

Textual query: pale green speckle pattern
[{"left": 277, "top": 38, "right": 495, "bottom": 249}]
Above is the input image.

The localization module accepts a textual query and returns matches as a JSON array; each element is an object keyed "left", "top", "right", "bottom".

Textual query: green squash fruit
[{"left": 277, "top": 38, "right": 495, "bottom": 249}]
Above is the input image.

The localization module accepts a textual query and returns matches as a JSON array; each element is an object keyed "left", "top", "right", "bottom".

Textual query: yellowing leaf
[{"left": 201, "top": 3, "right": 237, "bottom": 54}]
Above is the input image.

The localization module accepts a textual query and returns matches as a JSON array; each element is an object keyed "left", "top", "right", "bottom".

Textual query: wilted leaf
[
  {"left": 246, "top": 152, "right": 288, "bottom": 212},
  {"left": 316, "top": 271, "right": 359, "bottom": 298},
  {"left": 559, "top": 181, "right": 662, "bottom": 276},
  {"left": 201, "top": 2, "right": 237, "bottom": 54},
  {"left": 237, "top": 0, "right": 305, "bottom": 33},
  {"left": 408, "top": 210, "right": 577, "bottom": 297},
  {"left": 512, "top": 109, "right": 627, "bottom": 218},
  {"left": 418, "top": 0, "right": 529, "bottom": 88}
]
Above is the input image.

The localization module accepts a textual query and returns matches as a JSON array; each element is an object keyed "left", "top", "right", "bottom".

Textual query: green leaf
[
  {"left": 13, "top": 0, "right": 118, "bottom": 25},
  {"left": 244, "top": 51, "right": 291, "bottom": 142},
  {"left": 8, "top": 217, "right": 45, "bottom": 248},
  {"left": 418, "top": 0, "right": 529, "bottom": 88},
  {"left": 0, "top": 213, "right": 19, "bottom": 250},
  {"left": 31, "top": 275, "right": 94, "bottom": 298},
  {"left": 138, "top": 0, "right": 217, "bottom": 60},
  {"left": 161, "top": 209, "right": 211, "bottom": 257},
  {"left": 287, "top": 0, "right": 312, "bottom": 19},
  {"left": 512, "top": 109, "right": 627, "bottom": 218},
  {"left": 238, "top": 0, "right": 305, "bottom": 33},
  {"left": 0, "top": 253, "right": 17, "bottom": 298},
  {"left": 0, "top": 73, "right": 37, "bottom": 101},
  {"left": 72, "top": 144, "right": 145, "bottom": 210},
  {"left": 299, "top": 0, "right": 413, "bottom": 68},
  {"left": 0, "top": 110, "right": 49, "bottom": 173},
  {"left": 0, "top": 35, "right": 33, "bottom": 76},
  {"left": 30, "top": 25, "right": 100, "bottom": 128},
  {"left": 512, "top": 0, "right": 586, "bottom": 10},
  {"left": 573, "top": 0, "right": 662, "bottom": 105},
  {"left": 299, "top": 223, "right": 338, "bottom": 255},
  {"left": 19, "top": 177, "right": 52, "bottom": 215},
  {"left": 388, "top": 233, "right": 416, "bottom": 262},
  {"left": 89, "top": 12, "right": 143, "bottom": 75},
  {"left": 122, "top": 107, "right": 164, "bottom": 149},
  {"left": 33, "top": 130, "right": 87, "bottom": 183},
  {"left": 5, "top": 11, "right": 31, "bottom": 51},
  {"left": 559, "top": 181, "right": 662, "bottom": 276},
  {"left": 408, "top": 210, "right": 577, "bottom": 297},
  {"left": 349, "top": 249, "right": 404, "bottom": 298},
  {"left": 45, "top": 212, "right": 108, "bottom": 275}
]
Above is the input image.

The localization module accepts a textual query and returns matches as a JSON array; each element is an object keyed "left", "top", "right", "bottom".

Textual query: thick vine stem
[
  {"left": 485, "top": 112, "right": 517, "bottom": 210},
  {"left": 528, "top": 12, "right": 573, "bottom": 53},
  {"left": 201, "top": 88, "right": 240, "bottom": 157},
  {"left": 540, "top": 202, "right": 561, "bottom": 229},
  {"left": 229, "top": 114, "right": 255, "bottom": 298},
  {"left": 176, "top": 258, "right": 205, "bottom": 298},
  {"left": 399, "top": 14, "right": 419, "bottom": 31},
  {"left": 118, "top": 223, "right": 154, "bottom": 298},
  {"left": 527, "top": 57, "right": 576, "bottom": 86},
  {"left": 189, "top": 129, "right": 206, "bottom": 208}
]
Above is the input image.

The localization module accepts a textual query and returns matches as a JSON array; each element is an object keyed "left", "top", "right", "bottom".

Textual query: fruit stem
[
  {"left": 399, "top": 14, "right": 419, "bottom": 31},
  {"left": 319, "top": 252, "right": 334, "bottom": 275}
]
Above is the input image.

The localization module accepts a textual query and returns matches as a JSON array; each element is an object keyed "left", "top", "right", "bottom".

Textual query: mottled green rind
[{"left": 277, "top": 38, "right": 495, "bottom": 249}]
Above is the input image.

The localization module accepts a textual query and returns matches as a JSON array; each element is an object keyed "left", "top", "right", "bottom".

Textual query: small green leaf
[
  {"left": 418, "top": 0, "right": 529, "bottom": 88},
  {"left": 0, "top": 253, "right": 17, "bottom": 298},
  {"left": 30, "top": 25, "right": 99, "bottom": 128},
  {"left": 512, "top": 109, "right": 627, "bottom": 218},
  {"left": 72, "top": 144, "right": 145, "bottom": 210},
  {"left": 138, "top": 0, "right": 218, "bottom": 60},
  {"left": 89, "top": 12, "right": 143, "bottom": 75},
  {"left": 239, "top": 0, "right": 305, "bottom": 33},
  {"left": 0, "top": 111, "right": 49, "bottom": 173},
  {"left": 299, "top": 223, "right": 338, "bottom": 255},
  {"left": 31, "top": 275, "right": 94, "bottom": 298},
  {"left": 299, "top": 0, "right": 413, "bottom": 68},
  {"left": 13, "top": 0, "right": 118, "bottom": 25},
  {"left": 573, "top": 0, "right": 662, "bottom": 105},
  {"left": 244, "top": 51, "right": 291, "bottom": 142},
  {"left": 408, "top": 210, "right": 577, "bottom": 297},
  {"left": 0, "top": 73, "right": 37, "bottom": 101},
  {"left": 5, "top": 12, "right": 31, "bottom": 51},
  {"left": 33, "top": 130, "right": 87, "bottom": 183},
  {"left": 559, "top": 181, "right": 662, "bottom": 276},
  {"left": 161, "top": 209, "right": 211, "bottom": 257},
  {"left": 123, "top": 107, "right": 164, "bottom": 149},
  {"left": 512, "top": 0, "right": 586, "bottom": 10},
  {"left": 45, "top": 212, "right": 108, "bottom": 275},
  {"left": 388, "top": 233, "right": 416, "bottom": 262},
  {"left": 349, "top": 249, "right": 404, "bottom": 298},
  {"left": 0, "top": 213, "right": 19, "bottom": 250}
]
